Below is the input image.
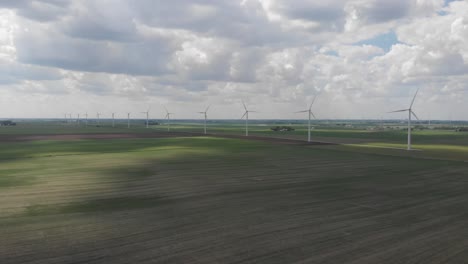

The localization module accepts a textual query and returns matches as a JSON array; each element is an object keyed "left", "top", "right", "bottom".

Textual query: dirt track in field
[{"left": 0, "top": 132, "right": 337, "bottom": 145}]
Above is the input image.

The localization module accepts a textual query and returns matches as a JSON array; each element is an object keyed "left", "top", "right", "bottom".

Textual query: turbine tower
[
  {"left": 389, "top": 88, "right": 420, "bottom": 150},
  {"left": 141, "top": 107, "right": 150, "bottom": 128},
  {"left": 127, "top": 112, "right": 131, "bottom": 128},
  {"left": 84, "top": 112, "right": 88, "bottom": 127},
  {"left": 198, "top": 105, "right": 210, "bottom": 134},
  {"left": 112, "top": 113, "right": 115, "bottom": 128},
  {"left": 295, "top": 95, "right": 317, "bottom": 142},
  {"left": 164, "top": 107, "right": 174, "bottom": 132},
  {"left": 77, "top": 113, "right": 80, "bottom": 126},
  {"left": 97, "top": 112, "right": 101, "bottom": 126},
  {"left": 241, "top": 100, "right": 257, "bottom": 136}
]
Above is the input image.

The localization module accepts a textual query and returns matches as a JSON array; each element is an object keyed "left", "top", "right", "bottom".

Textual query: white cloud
[{"left": 0, "top": 0, "right": 467, "bottom": 120}]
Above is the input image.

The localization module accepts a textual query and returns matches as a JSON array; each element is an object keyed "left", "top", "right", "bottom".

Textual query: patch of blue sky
[
  {"left": 324, "top": 50, "right": 339, "bottom": 57},
  {"left": 439, "top": 0, "right": 461, "bottom": 15},
  {"left": 445, "top": 0, "right": 461, "bottom": 6},
  {"left": 354, "top": 31, "right": 400, "bottom": 52}
]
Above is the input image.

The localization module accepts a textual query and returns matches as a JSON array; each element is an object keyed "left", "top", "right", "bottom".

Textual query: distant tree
[
  {"left": 270, "top": 126, "right": 295, "bottom": 132},
  {"left": 0, "top": 120, "right": 16, "bottom": 126}
]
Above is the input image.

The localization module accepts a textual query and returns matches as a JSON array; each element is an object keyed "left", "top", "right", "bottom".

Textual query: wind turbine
[
  {"left": 164, "top": 107, "right": 174, "bottom": 132},
  {"left": 111, "top": 113, "right": 115, "bottom": 128},
  {"left": 389, "top": 88, "right": 420, "bottom": 150},
  {"left": 77, "top": 113, "right": 80, "bottom": 126},
  {"left": 84, "top": 112, "right": 88, "bottom": 127},
  {"left": 295, "top": 95, "right": 317, "bottom": 142},
  {"left": 97, "top": 112, "right": 101, "bottom": 126},
  {"left": 127, "top": 112, "right": 131, "bottom": 128},
  {"left": 198, "top": 105, "right": 210, "bottom": 134},
  {"left": 240, "top": 100, "right": 257, "bottom": 136},
  {"left": 141, "top": 107, "right": 150, "bottom": 128}
]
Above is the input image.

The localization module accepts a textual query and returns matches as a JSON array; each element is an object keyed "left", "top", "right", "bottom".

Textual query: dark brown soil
[{"left": 0, "top": 132, "right": 337, "bottom": 145}]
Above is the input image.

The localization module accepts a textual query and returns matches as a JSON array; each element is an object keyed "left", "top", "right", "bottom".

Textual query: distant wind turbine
[
  {"left": 389, "top": 88, "right": 420, "bottom": 150},
  {"left": 84, "top": 112, "right": 88, "bottom": 127},
  {"left": 77, "top": 113, "right": 80, "bottom": 126},
  {"left": 198, "top": 105, "right": 210, "bottom": 134},
  {"left": 141, "top": 107, "right": 150, "bottom": 128},
  {"left": 164, "top": 107, "right": 174, "bottom": 132},
  {"left": 112, "top": 113, "right": 115, "bottom": 128},
  {"left": 97, "top": 112, "right": 101, "bottom": 125},
  {"left": 240, "top": 100, "right": 257, "bottom": 136},
  {"left": 295, "top": 95, "right": 317, "bottom": 142},
  {"left": 127, "top": 112, "right": 131, "bottom": 128}
]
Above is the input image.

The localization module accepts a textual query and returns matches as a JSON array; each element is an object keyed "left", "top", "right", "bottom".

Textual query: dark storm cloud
[
  {"left": 0, "top": 0, "right": 30, "bottom": 8},
  {"left": 0, "top": 60, "right": 62, "bottom": 84},
  {"left": 364, "top": 0, "right": 411, "bottom": 23},
  {"left": 15, "top": 22, "right": 174, "bottom": 76},
  {"left": 60, "top": 1, "right": 140, "bottom": 42},
  {"left": 272, "top": 1, "right": 345, "bottom": 23},
  {"left": 0, "top": 0, "right": 70, "bottom": 21},
  {"left": 128, "top": 0, "right": 291, "bottom": 46}
]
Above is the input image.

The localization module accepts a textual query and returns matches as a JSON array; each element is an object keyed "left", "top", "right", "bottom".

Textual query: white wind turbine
[
  {"left": 111, "top": 113, "right": 115, "bottom": 128},
  {"left": 241, "top": 100, "right": 257, "bottom": 136},
  {"left": 389, "top": 88, "right": 420, "bottom": 151},
  {"left": 164, "top": 107, "right": 174, "bottom": 132},
  {"left": 198, "top": 105, "right": 210, "bottom": 134},
  {"left": 77, "top": 113, "right": 80, "bottom": 126},
  {"left": 295, "top": 95, "right": 318, "bottom": 142},
  {"left": 96, "top": 112, "right": 101, "bottom": 126},
  {"left": 84, "top": 112, "right": 88, "bottom": 127},
  {"left": 141, "top": 107, "right": 150, "bottom": 128}
]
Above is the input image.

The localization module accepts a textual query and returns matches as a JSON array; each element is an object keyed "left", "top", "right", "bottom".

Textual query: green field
[
  {"left": 2, "top": 120, "right": 468, "bottom": 162},
  {"left": 1, "top": 135, "right": 468, "bottom": 263}
]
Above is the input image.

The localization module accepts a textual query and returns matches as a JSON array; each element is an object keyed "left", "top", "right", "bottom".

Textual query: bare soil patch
[{"left": 0, "top": 131, "right": 337, "bottom": 146}]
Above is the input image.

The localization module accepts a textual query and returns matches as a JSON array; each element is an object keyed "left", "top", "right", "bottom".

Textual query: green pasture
[
  {"left": 2, "top": 120, "right": 468, "bottom": 162},
  {"left": 155, "top": 122, "right": 468, "bottom": 147}
]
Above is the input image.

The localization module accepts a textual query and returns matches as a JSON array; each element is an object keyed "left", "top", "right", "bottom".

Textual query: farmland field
[{"left": 1, "top": 133, "right": 468, "bottom": 263}]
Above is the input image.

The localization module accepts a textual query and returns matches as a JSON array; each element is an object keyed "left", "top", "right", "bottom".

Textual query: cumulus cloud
[{"left": 0, "top": 0, "right": 467, "bottom": 119}]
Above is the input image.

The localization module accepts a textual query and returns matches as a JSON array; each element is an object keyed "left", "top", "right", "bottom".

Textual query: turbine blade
[
  {"left": 164, "top": 106, "right": 169, "bottom": 114},
  {"left": 411, "top": 111, "right": 420, "bottom": 120},
  {"left": 311, "top": 112, "right": 317, "bottom": 119},
  {"left": 205, "top": 105, "right": 211, "bottom": 112},
  {"left": 388, "top": 109, "right": 409, "bottom": 113},
  {"left": 410, "top": 88, "right": 419, "bottom": 108},
  {"left": 240, "top": 112, "right": 247, "bottom": 119},
  {"left": 309, "top": 95, "right": 317, "bottom": 110},
  {"left": 242, "top": 100, "right": 247, "bottom": 111},
  {"left": 295, "top": 110, "right": 309, "bottom": 113}
]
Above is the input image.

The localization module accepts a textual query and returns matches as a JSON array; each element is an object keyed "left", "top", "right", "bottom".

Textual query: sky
[{"left": 0, "top": 0, "right": 467, "bottom": 120}]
